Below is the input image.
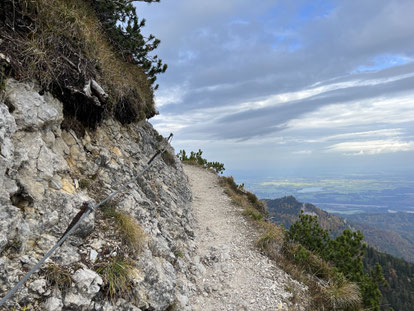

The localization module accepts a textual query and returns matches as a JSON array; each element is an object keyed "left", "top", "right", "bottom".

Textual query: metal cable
[{"left": 0, "top": 134, "right": 173, "bottom": 307}]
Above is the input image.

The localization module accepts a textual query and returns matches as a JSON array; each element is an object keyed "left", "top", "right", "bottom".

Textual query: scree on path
[{"left": 184, "top": 164, "right": 306, "bottom": 311}]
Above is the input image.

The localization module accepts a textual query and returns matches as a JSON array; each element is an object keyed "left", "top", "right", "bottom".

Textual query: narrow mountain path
[{"left": 184, "top": 164, "right": 305, "bottom": 311}]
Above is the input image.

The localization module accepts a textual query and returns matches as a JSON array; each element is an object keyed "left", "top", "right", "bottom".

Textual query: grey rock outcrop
[{"left": 0, "top": 79, "right": 196, "bottom": 310}]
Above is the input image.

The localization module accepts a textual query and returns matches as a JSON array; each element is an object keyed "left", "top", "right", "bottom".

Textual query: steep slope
[
  {"left": 266, "top": 196, "right": 414, "bottom": 311},
  {"left": 0, "top": 79, "right": 197, "bottom": 310},
  {"left": 345, "top": 212, "right": 414, "bottom": 262},
  {"left": 184, "top": 165, "right": 307, "bottom": 311}
]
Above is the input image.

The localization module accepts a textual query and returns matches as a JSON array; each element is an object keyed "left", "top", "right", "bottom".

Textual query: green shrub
[
  {"left": 287, "top": 212, "right": 385, "bottom": 310},
  {"left": 177, "top": 149, "right": 225, "bottom": 174}
]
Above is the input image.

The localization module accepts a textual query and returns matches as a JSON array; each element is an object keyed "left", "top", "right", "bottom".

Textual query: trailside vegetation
[
  {"left": 266, "top": 195, "right": 414, "bottom": 311},
  {"left": 178, "top": 149, "right": 225, "bottom": 174},
  {"left": 288, "top": 212, "right": 386, "bottom": 311},
  {"left": 0, "top": 0, "right": 165, "bottom": 128}
]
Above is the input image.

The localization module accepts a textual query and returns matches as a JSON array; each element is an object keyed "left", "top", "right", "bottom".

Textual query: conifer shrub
[
  {"left": 178, "top": 149, "right": 225, "bottom": 174},
  {"left": 287, "top": 212, "right": 386, "bottom": 311}
]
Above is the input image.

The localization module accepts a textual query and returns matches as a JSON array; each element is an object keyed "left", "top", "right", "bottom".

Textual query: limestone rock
[
  {"left": 0, "top": 79, "right": 195, "bottom": 311},
  {"left": 43, "top": 296, "right": 63, "bottom": 311},
  {"left": 72, "top": 268, "right": 103, "bottom": 296}
]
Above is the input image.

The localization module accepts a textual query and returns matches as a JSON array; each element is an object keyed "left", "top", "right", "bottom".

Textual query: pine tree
[
  {"left": 288, "top": 214, "right": 385, "bottom": 310},
  {"left": 92, "top": 0, "right": 167, "bottom": 89}
]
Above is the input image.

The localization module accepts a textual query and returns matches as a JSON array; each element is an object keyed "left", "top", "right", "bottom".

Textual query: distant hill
[
  {"left": 344, "top": 212, "right": 414, "bottom": 262},
  {"left": 265, "top": 195, "right": 350, "bottom": 235},
  {"left": 265, "top": 196, "right": 414, "bottom": 311}
]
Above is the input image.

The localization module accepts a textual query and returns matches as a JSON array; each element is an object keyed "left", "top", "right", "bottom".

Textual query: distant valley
[
  {"left": 239, "top": 173, "right": 414, "bottom": 214},
  {"left": 237, "top": 173, "right": 414, "bottom": 261}
]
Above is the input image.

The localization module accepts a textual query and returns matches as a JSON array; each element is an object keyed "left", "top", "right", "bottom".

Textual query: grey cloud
[{"left": 184, "top": 74, "right": 414, "bottom": 140}]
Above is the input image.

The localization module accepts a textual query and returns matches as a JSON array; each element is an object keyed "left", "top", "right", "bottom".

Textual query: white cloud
[
  {"left": 326, "top": 139, "right": 414, "bottom": 155},
  {"left": 305, "top": 128, "right": 405, "bottom": 143},
  {"left": 292, "top": 150, "right": 313, "bottom": 155},
  {"left": 154, "top": 84, "right": 190, "bottom": 108},
  {"left": 287, "top": 93, "right": 414, "bottom": 130}
]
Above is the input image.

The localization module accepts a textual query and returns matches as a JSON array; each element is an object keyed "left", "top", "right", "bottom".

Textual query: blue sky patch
[{"left": 354, "top": 54, "right": 412, "bottom": 73}]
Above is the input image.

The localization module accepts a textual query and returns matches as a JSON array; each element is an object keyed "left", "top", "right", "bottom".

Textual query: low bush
[{"left": 242, "top": 207, "right": 264, "bottom": 221}]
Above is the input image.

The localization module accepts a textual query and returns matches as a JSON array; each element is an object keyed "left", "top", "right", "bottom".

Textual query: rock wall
[{"left": 0, "top": 79, "right": 197, "bottom": 310}]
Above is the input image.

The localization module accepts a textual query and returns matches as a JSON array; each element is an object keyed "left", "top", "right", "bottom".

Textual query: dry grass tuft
[
  {"left": 102, "top": 206, "right": 146, "bottom": 253},
  {"left": 242, "top": 207, "right": 264, "bottom": 221},
  {"left": 44, "top": 263, "right": 72, "bottom": 291},
  {"left": 257, "top": 222, "right": 284, "bottom": 255},
  {"left": 322, "top": 281, "right": 361, "bottom": 310},
  {"left": 95, "top": 256, "right": 133, "bottom": 301}
]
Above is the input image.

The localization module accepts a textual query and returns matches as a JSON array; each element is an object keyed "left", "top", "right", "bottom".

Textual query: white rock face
[
  {"left": 0, "top": 79, "right": 195, "bottom": 310},
  {"left": 4, "top": 79, "right": 62, "bottom": 131}
]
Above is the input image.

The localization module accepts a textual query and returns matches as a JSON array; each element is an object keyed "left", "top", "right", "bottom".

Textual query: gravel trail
[{"left": 184, "top": 164, "right": 304, "bottom": 311}]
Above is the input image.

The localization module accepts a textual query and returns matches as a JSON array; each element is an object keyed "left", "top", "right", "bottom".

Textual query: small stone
[
  {"left": 60, "top": 178, "right": 75, "bottom": 194},
  {"left": 111, "top": 147, "right": 122, "bottom": 157},
  {"left": 49, "top": 178, "right": 62, "bottom": 190},
  {"left": 90, "top": 249, "right": 98, "bottom": 262},
  {"left": 29, "top": 278, "right": 47, "bottom": 295},
  {"left": 44, "top": 296, "right": 63, "bottom": 311}
]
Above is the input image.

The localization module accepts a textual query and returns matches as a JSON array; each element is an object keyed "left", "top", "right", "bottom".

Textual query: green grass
[{"left": 79, "top": 179, "right": 90, "bottom": 189}]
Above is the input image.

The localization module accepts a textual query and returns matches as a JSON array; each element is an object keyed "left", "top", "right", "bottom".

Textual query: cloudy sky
[{"left": 136, "top": 0, "right": 414, "bottom": 178}]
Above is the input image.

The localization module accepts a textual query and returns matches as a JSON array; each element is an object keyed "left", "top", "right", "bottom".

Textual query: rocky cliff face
[{"left": 0, "top": 79, "right": 197, "bottom": 310}]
